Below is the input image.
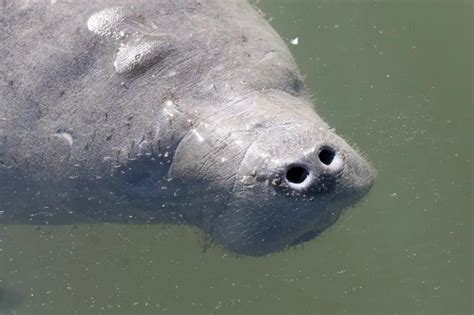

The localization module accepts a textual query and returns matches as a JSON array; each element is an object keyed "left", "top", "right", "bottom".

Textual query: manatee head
[{"left": 172, "top": 90, "right": 374, "bottom": 256}]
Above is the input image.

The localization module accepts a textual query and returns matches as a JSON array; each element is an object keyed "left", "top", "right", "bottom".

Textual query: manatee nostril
[
  {"left": 286, "top": 165, "right": 310, "bottom": 184},
  {"left": 318, "top": 147, "right": 336, "bottom": 166}
]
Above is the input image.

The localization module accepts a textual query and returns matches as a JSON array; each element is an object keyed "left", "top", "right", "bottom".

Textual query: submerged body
[{"left": 0, "top": 0, "right": 374, "bottom": 255}]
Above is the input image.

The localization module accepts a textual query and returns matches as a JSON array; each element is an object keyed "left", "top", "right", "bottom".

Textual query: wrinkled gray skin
[{"left": 0, "top": 0, "right": 375, "bottom": 256}]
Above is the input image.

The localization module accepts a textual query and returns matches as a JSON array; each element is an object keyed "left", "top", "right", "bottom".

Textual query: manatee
[{"left": 0, "top": 0, "right": 375, "bottom": 256}]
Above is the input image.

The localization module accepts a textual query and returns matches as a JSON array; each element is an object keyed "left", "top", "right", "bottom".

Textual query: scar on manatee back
[{"left": 87, "top": 6, "right": 175, "bottom": 74}]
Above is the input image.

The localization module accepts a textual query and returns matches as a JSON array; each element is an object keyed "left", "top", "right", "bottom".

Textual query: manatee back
[
  {"left": 0, "top": 0, "right": 306, "bottom": 224},
  {"left": 1, "top": 0, "right": 300, "bottom": 174},
  {"left": 0, "top": 1, "right": 173, "bottom": 176}
]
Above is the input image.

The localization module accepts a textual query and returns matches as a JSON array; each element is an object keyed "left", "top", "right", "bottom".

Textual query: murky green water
[{"left": 1, "top": 1, "right": 472, "bottom": 314}]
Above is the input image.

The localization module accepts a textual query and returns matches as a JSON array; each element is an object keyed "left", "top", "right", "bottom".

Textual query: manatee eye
[
  {"left": 318, "top": 146, "right": 336, "bottom": 166},
  {"left": 286, "top": 165, "right": 310, "bottom": 184}
]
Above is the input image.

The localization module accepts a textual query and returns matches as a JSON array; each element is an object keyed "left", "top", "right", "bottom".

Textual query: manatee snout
[
  {"left": 281, "top": 138, "right": 375, "bottom": 198},
  {"left": 210, "top": 91, "right": 375, "bottom": 256},
  {"left": 281, "top": 145, "right": 344, "bottom": 193}
]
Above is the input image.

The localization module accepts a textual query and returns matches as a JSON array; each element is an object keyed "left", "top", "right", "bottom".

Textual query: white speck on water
[
  {"left": 386, "top": 74, "right": 391, "bottom": 78},
  {"left": 390, "top": 192, "right": 398, "bottom": 197},
  {"left": 334, "top": 24, "right": 340, "bottom": 28},
  {"left": 191, "top": 129, "right": 204, "bottom": 142},
  {"left": 290, "top": 37, "right": 299, "bottom": 45},
  {"left": 221, "top": 157, "right": 227, "bottom": 163},
  {"left": 165, "top": 100, "right": 174, "bottom": 107}
]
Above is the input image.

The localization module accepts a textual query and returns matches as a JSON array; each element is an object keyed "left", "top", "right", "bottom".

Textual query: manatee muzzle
[{"left": 210, "top": 120, "right": 375, "bottom": 256}]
